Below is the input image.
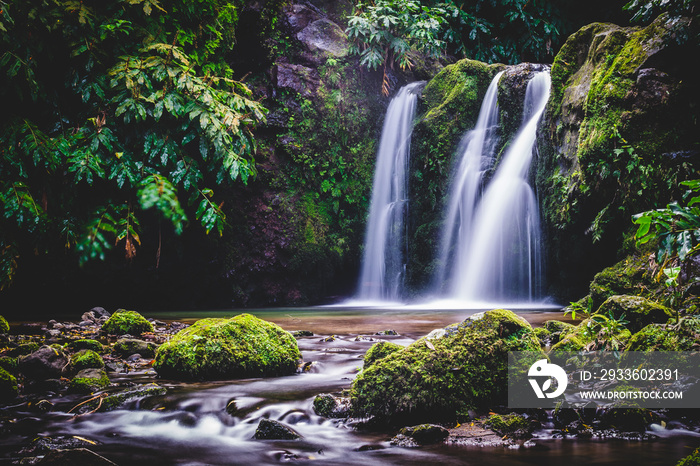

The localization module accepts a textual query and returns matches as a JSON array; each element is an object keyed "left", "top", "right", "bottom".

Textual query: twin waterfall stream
[{"left": 357, "top": 70, "right": 552, "bottom": 306}]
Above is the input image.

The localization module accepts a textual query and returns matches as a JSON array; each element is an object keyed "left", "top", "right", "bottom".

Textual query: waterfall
[
  {"left": 439, "top": 70, "right": 551, "bottom": 303},
  {"left": 433, "top": 71, "right": 504, "bottom": 294},
  {"left": 356, "top": 82, "right": 424, "bottom": 302}
]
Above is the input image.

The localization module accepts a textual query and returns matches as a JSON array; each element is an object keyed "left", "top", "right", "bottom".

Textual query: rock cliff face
[{"left": 538, "top": 14, "right": 699, "bottom": 298}]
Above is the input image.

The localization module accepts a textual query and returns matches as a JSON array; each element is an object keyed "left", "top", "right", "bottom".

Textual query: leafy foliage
[
  {"left": 624, "top": 0, "right": 696, "bottom": 24},
  {"left": 0, "top": 0, "right": 265, "bottom": 289},
  {"left": 633, "top": 180, "right": 700, "bottom": 261},
  {"left": 347, "top": 0, "right": 564, "bottom": 81}
]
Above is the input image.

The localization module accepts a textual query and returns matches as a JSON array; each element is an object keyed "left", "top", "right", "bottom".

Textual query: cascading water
[
  {"left": 433, "top": 71, "right": 504, "bottom": 293},
  {"left": 356, "top": 82, "right": 424, "bottom": 302},
  {"left": 444, "top": 70, "right": 551, "bottom": 303}
]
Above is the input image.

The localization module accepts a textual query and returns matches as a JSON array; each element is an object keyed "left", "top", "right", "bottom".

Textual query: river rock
[
  {"left": 153, "top": 314, "right": 301, "bottom": 381},
  {"left": 101, "top": 309, "right": 153, "bottom": 336},
  {"left": 253, "top": 418, "right": 301, "bottom": 440},
  {"left": 0, "top": 367, "right": 18, "bottom": 400},
  {"left": 395, "top": 424, "right": 449, "bottom": 445},
  {"left": 350, "top": 309, "right": 542, "bottom": 421},
  {"left": 18, "top": 346, "right": 69, "bottom": 380},
  {"left": 113, "top": 338, "right": 157, "bottom": 358},
  {"left": 69, "top": 368, "right": 110, "bottom": 393},
  {"left": 598, "top": 295, "right": 674, "bottom": 332},
  {"left": 312, "top": 393, "right": 350, "bottom": 418},
  {"left": 38, "top": 448, "right": 116, "bottom": 465}
]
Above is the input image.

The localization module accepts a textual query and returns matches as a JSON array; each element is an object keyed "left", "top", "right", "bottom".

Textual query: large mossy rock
[
  {"left": 539, "top": 14, "right": 699, "bottom": 299},
  {"left": 350, "top": 309, "right": 541, "bottom": 422},
  {"left": 598, "top": 295, "right": 674, "bottom": 332},
  {"left": 101, "top": 310, "right": 153, "bottom": 336},
  {"left": 153, "top": 314, "right": 301, "bottom": 381}
]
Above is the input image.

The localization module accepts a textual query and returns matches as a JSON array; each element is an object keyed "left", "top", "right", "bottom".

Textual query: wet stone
[{"left": 254, "top": 418, "right": 302, "bottom": 440}]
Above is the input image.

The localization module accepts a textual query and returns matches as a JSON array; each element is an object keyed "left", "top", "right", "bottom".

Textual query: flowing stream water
[{"left": 2, "top": 307, "right": 698, "bottom": 465}]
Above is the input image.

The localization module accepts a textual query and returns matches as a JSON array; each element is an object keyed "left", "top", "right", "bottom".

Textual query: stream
[{"left": 2, "top": 306, "right": 699, "bottom": 465}]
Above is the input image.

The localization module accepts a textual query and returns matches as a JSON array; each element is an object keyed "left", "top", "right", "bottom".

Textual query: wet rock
[
  {"left": 66, "top": 339, "right": 104, "bottom": 353},
  {"left": 396, "top": 424, "right": 449, "bottom": 445},
  {"left": 445, "top": 423, "right": 510, "bottom": 447},
  {"left": 320, "top": 335, "right": 336, "bottom": 342},
  {"left": 0, "top": 366, "right": 18, "bottom": 400},
  {"left": 83, "top": 384, "right": 166, "bottom": 413},
  {"left": 543, "top": 320, "right": 575, "bottom": 344},
  {"left": 273, "top": 62, "right": 320, "bottom": 97},
  {"left": 113, "top": 338, "right": 157, "bottom": 358},
  {"left": 254, "top": 418, "right": 302, "bottom": 440},
  {"left": 375, "top": 329, "right": 399, "bottom": 336},
  {"left": 44, "top": 329, "right": 61, "bottom": 339},
  {"left": 312, "top": 393, "right": 350, "bottom": 418},
  {"left": 90, "top": 307, "right": 111, "bottom": 319},
  {"left": 153, "top": 314, "right": 301, "bottom": 381},
  {"left": 66, "top": 350, "right": 104, "bottom": 375},
  {"left": 598, "top": 295, "right": 674, "bottom": 332},
  {"left": 19, "top": 346, "right": 69, "bottom": 380},
  {"left": 226, "top": 399, "right": 238, "bottom": 416},
  {"left": 32, "top": 400, "right": 54, "bottom": 413},
  {"left": 69, "top": 368, "right": 110, "bottom": 393},
  {"left": 351, "top": 310, "right": 542, "bottom": 421},
  {"left": 26, "top": 378, "right": 67, "bottom": 394},
  {"left": 290, "top": 330, "right": 313, "bottom": 337},
  {"left": 101, "top": 309, "right": 154, "bottom": 336},
  {"left": 283, "top": 3, "right": 322, "bottom": 33},
  {"left": 600, "top": 408, "right": 658, "bottom": 433},
  {"left": 296, "top": 19, "right": 349, "bottom": 58},
  {"left": 484, "top": 413, "right": 534, "bottom": 439},
  {"left": 553, "top": 403, "right": 580, "bottom": 428},
  {"left": 38, "top": 448, "right": 116, "bottom": 465}
]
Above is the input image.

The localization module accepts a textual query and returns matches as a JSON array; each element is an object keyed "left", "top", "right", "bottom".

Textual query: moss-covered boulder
[
  {"left": 0, "top": 315, "right": 9, "bottom": 334},
  {"left": 550, "top": 333, "right": 589, "bottom": 352},
  {"left": 68, "top": 350, "right": 104, "bottom": 373},
  {"left": 588, "top": 255, "right": 653, "bottom": 312},
  {"left": 533, "top": 327, "right": 551, "bottom": 345},
  {"left": 113, "top": 338, "right": 157, "bottom": 358},
  {"left": 69, "top": 368, "right": 110, "bottom": 393},
  {"left": 101, "top": 310, "right": 153, "bottom": 336},
  {"left": 66, "top": 339, "right": 104, "bottom": 353},
  {"left": 0, "top": 366, "right": 18, "bottom": 400},
  {"left": 312, "top": 393, "right": 350, "bottom": 418},
  {"left": 598, "top": 295, "right": 674, "bottom": 332},
  {"left": 626, "top": 323, "right": 700, "bottom": 351},
  {"left": 396, "top": 424, "right": 449, "bottom": 445},
  {"left": 350, "top": 309, "right": 542, "bottom": 421},
  {"left": 153, "top": 314, "right": 301, "bottom": 381},
  {"left": 363, "top": 341, "right": 403, "bottom": 369},
  {"left": 484, "top": 413, "right": 533, "bottom": 438},
  {"left": 543, "top": 320, "right": 576, "bottom": 345}
]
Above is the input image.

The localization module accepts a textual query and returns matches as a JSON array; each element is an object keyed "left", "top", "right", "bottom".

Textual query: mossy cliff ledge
[
  {"left": 350, "top": 309, "right": 541, "bottom": 422},
  {"left": 153, "top": 314, "right": 301, "bottom": 381},
  {"left": 539, "top": 14, "right": 699, "bottom": 298}
]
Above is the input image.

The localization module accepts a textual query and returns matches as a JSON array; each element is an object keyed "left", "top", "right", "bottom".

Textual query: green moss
[
  {"left": 0, "top": 356, "right": 17, "bottom": 374},
  {"left": 598, "top": 295, "right": 674, "bottom": 332},
  {"left": 677, "top": 448, "right": 700, "bottom": 466},
  {"left": 350, "top": 309, "right": 542, "bottom": 422},
  {"left": 0, "top": 366, "right": 18, "bottom": 400},
  {"left": 67, "top": 339, "right": 104, "bottom": 353},
  {"left": 589, "top": 255, "right": 653, "bottom": 311},
  {"left": 113, "top": 338, "right": 157, "bottom": 358},
  {"left": 543, "top": 320, "right": 576, "bottom": 345},
  {"left": 484, "top": 413, "right": 531, "bottom": 436},
  {"left": 69, "top": 350, "right": 104, "bottom": 372},
  {"left": 85, "top": 384, "right": 166, "bottom": 412},
  {"left": 101, "top": 310, "right": 154, "bottom": 336},
  {"left": 363, "top": 341, "right": 403, "bottom": 369},
  {"left": 69, "top": 368, "right": 110, "bottom": 394},
  {"left": 153, "top": 314, "right": 301, "bottom": 381},
  {"left": 0, "top": 315, "right": 9, "bottom": 334},
  {"left": 550, "top": 334, "right": 588, "bottom": 352},
  {"left": 626, "top": 323, "right": 699, "bottom": 351},
  {"left": 534, "top": 327, "right": 551, "bottom": 345},
  {"left": 10, "top": 342, "right": 40, "bottom": 357}
]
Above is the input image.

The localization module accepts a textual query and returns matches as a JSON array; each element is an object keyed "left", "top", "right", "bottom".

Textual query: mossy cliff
[
  {"left": 407, "top": 60, "right": 505, "bottom": 291},
  {"left": 538, "top": 14, "right": 699, "bottom": 299},
  {"left": 350, "top": 309, "right": 541, "bottom": 422},
  {"left": 153, "top": 314, "right": 301, "bottom": 380}
]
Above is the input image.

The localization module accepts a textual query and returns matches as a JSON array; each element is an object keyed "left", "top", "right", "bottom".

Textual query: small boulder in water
[
  {"left": 101, "top": 310, "right": 153, "bottom": 336},
  {"left": 254, "top": 418, "right": 302, "bottom": 440},
  {"left": 312, "top": 393, "right": 350, "bottom": 418},
  {"left": 394, "top": 424, "right": 449, "bottom": 445}
]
